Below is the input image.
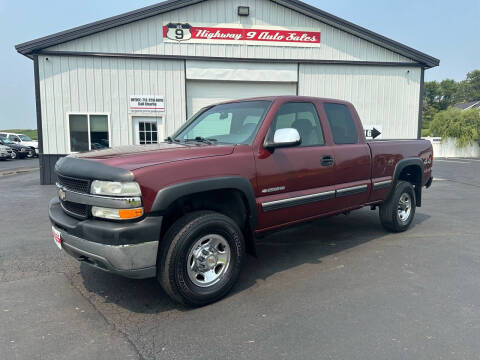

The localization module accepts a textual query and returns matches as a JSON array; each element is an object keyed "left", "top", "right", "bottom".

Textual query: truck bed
[{"left": 367, "top": 139, "right": 433, "bottom": 186}]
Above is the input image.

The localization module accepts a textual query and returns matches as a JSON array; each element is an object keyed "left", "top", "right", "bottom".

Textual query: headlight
[
  {"left": 91, "top": 181, "right": 141, "bottom": 197},
  {"left": 92, "top": 206, "right": 144, "bottom": 220}
]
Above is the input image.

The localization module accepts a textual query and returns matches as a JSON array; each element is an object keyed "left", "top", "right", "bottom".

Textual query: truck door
[
  {"left": 254, "top": 101, "right": 337, "bottom": 230},
  {"left": 321, "top": 102, "right": 371, "bottom": 211}
]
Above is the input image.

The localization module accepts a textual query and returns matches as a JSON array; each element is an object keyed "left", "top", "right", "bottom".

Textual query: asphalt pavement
[
  {"left": 0, "top": 158, "right": 39, "bottom": 175},
  {"left": 1, "top": 159, "right": 479, "bottom": 359}
]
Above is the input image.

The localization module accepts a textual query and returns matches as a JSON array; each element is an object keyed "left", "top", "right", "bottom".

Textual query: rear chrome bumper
[{"left": 49, "top": 198, "right": 162, "bottom": 279}]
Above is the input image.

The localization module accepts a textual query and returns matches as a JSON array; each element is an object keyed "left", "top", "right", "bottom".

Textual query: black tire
[
  {"left": 10, "top": 151, "right": 17, "bottom": 160},
  {"left": 26, "top": 151, "right": 33, "bottom": 158},
  {"left": 379, "top": 181, "right": 416, "bottom": 232},
  {"left": 158, "top": 211, "right": 245, "bottom": 306}
]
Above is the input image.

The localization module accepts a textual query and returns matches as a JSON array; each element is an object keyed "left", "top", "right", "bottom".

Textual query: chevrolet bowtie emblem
[{"left": 58, "top": 188, "right": 66, "bottom": 201}]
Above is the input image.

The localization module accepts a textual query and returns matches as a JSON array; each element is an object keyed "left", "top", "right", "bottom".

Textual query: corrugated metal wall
[
  {"left": 299, "top": 64, "right": 421, "bottom": 139},
  {"left": 38, "top": 55, "right": 185, "bottom": 154},
  {"left": 38, "top": 0, "right": 423, "bottom": 157},
  {"left": 47, "top": 0, "right": 413, "bottom": 63}
]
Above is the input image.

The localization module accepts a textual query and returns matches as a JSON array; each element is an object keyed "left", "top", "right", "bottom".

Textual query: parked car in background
[
  {"left": 0, "top": 144, "right": 13, "bottom": 160},
  {"left": 0, "top": 136, "right": 34, "bottom": 159},
  {"left": 0, "top": 133, "right": 38, "bottom": 156}
]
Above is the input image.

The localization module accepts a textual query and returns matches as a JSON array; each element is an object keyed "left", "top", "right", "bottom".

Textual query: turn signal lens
[
  {"left": 119, "top": 208, "right": 144, "bottom": 219},
  {"left": 91, "top": 206, "right": 144, "bottom": 220}
]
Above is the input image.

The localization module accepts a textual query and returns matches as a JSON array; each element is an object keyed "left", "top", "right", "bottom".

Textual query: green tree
[
  {"left": 429, "top": 108, "right": 480, "bottom": 147},
  {"left": 422, "top": 70, "right": 480, "bottom": 134},
  {"left": 424, "top": 81, "right": 441, "bottom": 109},
  {"left": 455, "top": 70, "right": 480, "bottom": 102},
  {"left": 438, "top": 79, "right": 458, "bottom": 110}
]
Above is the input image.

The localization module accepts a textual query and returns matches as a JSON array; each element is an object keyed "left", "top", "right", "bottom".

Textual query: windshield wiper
[
  {"left": 183, "top": 137, "right": 218, "bottom": 145},
  {"left": 165, "top": 136, "right": 180, "bottom": 143}
]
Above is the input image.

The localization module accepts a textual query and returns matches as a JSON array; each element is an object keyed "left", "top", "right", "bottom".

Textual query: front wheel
[
  {"left": 10, "top": 151, "right": 17, "bottom": 159},
  {"left": 158, "top": 211, "right": 245, "bottom": 306},
  {"left": 379, "top": 181, "right": 416, "bottom": 232}
]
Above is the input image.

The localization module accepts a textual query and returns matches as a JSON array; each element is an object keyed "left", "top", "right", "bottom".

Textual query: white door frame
[{"left": 130, "top": 114, "right": 165, "bottom": 145}]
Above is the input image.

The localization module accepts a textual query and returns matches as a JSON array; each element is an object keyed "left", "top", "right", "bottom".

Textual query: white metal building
[{"left": 16, "top": 0, "right": 439, "bottom": 184}]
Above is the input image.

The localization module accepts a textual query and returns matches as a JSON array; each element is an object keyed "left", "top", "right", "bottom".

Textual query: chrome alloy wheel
[
  {"left": 397, "top": 192, "right": 412, "bottom": 223},
  {"left": 187, "top": 234, "right": 231, "bottom": 288}
]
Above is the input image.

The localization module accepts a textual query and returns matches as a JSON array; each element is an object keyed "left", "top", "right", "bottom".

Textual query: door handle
[{"left": 321, "top": 155, "right": 334, "bottom": 167}]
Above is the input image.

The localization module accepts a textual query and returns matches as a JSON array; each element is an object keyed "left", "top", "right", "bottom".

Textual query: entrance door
[{"left": 132, "top": 116, "right": 164, "bottom": 145}]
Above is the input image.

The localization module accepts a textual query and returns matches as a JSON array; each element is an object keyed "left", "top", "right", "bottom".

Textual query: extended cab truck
[{"left": 49, "top": 96, "right": 433, "bottom": 306}]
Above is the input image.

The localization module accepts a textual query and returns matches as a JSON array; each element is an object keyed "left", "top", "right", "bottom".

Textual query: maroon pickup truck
[{"left": 50, "top": 96, "right": 433, "bottom": 306}]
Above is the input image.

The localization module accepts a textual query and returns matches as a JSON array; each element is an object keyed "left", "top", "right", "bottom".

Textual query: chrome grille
[{"left": 57, "top": 174, "right": 90, "bottom": 193}]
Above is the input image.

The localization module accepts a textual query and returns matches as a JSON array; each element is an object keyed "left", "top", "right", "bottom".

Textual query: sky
[{"left": 0, "top": 0, "right": 478, "bottom": 129}]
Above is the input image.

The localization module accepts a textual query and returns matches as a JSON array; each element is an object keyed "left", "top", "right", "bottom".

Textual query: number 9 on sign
[{"left": 176, "top": 28, "right": 184, "bottom": 40}]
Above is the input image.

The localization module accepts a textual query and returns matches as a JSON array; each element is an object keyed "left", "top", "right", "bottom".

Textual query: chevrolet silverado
[{"left": 50, "top": 96, "right": 433, "bottom": 306}]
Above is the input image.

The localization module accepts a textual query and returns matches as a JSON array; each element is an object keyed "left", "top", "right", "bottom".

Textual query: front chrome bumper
[
  {"left": 60, "top": 231, "right": 158, "bottom": 279},
  {"left": 49, "top": 198, "right": 162, "bottom": 279}
]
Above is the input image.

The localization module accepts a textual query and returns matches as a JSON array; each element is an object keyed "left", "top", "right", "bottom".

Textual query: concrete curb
[{"left": 0, "top": 167, "right": 39, "bottom": 177}]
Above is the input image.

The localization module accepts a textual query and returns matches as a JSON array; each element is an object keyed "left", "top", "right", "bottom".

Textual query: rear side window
[
  {"left": 272, "top": 102, "right": 324, "bottom": 147},
  {"left": 324, "top": 103, "right": 358, "bottom": 144}
]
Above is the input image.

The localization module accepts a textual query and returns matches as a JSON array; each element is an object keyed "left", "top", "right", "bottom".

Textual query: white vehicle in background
[
  {"left": 0, "top": 144, "right": 13, "bottom": 160},
  {"left": 0, "top": 133, "right": 39, "bottom": 156}
]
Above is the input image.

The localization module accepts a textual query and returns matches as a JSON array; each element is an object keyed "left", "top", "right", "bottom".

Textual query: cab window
[
  {"left": 324, "top": 103, "right": 358, "bottom": 144},
  {"left": 272, "top": 102, "right": 324, "bottom": 147}
]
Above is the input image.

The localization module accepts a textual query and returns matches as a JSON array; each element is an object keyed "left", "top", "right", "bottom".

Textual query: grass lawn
[{"left": 0, "top": 129, "right": 38, "bottom": 140}]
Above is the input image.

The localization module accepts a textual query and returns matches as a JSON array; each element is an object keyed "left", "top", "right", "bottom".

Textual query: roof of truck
[{"left": 216, "top": 95, "right": 352, "bottom": 105}]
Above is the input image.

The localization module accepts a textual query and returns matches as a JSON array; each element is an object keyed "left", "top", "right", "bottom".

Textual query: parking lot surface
[
  {"left": 0, "top": 158, "right": 39, "bottom": 175},
  {"left": 1, "top": 159, "right": 479, "bottom": 359}
]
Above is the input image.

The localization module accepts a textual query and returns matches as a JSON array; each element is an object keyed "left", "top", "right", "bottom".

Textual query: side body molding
[
  {"left": 390, "top": 158, "right": 425, "bottom": 206},
  {"left": 151, "top": 177, "right": 258, "bottom": 229}
]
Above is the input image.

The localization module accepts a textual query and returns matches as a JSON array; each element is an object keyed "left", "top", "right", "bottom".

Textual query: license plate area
[{"left": 52, "top": 226, "right": 62, "bottom": 249}]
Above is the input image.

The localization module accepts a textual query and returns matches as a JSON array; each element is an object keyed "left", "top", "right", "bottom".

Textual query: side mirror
[{"left": 264, "top": 128, "right": 301, "bottom": 149}]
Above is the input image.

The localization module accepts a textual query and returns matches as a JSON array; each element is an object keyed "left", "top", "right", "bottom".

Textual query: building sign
[
  {"left": 364, "top": 125, "right": 383, "bottom": 140},
  {"left": 163, "top": 23, "right": 321, "bottom": 47},
  {"left": 129, "top": 96, "right": 165, "bottom": 113}
]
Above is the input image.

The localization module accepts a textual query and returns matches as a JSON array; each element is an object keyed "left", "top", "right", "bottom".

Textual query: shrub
[
  {"left": 429, "top": 108, "right": 480, "bottom": 147},
  {"left": 421, "top": 128, "right": 431, "bottom": 137}
]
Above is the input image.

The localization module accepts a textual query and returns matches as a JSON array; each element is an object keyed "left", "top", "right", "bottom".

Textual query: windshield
[
  {"left": 174, "top": 101, "right": 271, "bottom": 145},
  {"left": 19, "top": 135, "right": 33, "bottom": 141}
]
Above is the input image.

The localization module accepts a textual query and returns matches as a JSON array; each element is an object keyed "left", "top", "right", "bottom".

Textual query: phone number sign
[
  {"left": 129, "top": 96, "right": 165, "bottom": 113},
  {"left": 163, "top": 23, "right": 321, "bottom": 47}
]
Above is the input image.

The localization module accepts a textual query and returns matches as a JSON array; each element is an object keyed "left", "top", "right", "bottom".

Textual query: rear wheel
[
  {"left": 379, "top": 181, "right": 416, "bottom": 232},
  {"left": 158, "top": 211, "right": 245, "bottom": 306},
  {"left": 10, "top": 151, "right": 17, "bottom": 159}
]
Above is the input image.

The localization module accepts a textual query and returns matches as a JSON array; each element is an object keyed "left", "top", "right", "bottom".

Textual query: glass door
[{"left": 132, "top": 116, "right": 163, "bottom": 145}]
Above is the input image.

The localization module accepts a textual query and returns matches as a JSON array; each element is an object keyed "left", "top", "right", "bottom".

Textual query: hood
[{"left": 69, "top": 142, "right": 235, "bottom": 171}]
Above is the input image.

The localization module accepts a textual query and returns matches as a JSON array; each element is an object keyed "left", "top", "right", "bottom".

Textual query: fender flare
[
  {"left": 389, "top": 158, "right": 424, "bottom": 206},
  {"left": 151, "top": 176, "right": 258, "bottom": 230}
]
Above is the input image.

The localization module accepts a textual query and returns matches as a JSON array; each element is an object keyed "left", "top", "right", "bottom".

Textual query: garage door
[{"left": 186, "top": 80, "right": 297, "bottom": 117}]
